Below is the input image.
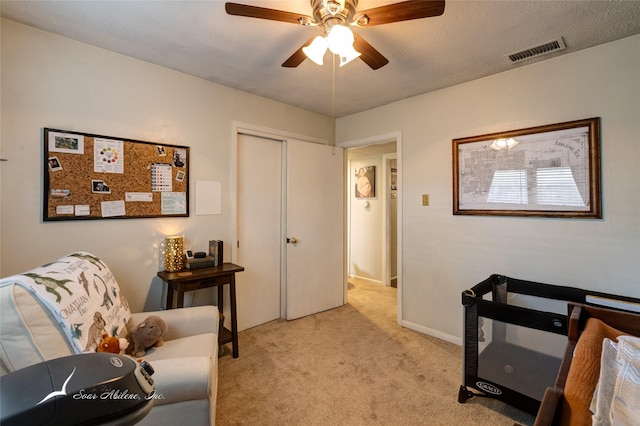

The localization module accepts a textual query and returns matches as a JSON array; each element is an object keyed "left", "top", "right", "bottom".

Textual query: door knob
[{"left": 287, "top": 237, "right": 298, "bottom": 245}]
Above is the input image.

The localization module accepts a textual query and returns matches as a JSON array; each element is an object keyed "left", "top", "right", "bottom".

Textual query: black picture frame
[{"left": 43, "top": 128, "right": 189, "bottom": 221}]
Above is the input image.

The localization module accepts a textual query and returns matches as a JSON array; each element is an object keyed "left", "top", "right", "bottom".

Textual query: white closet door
[
  {"left": 286, "top": 140, "right": 345, "bottom": 320},
  {"left": 236, "top": 133, "right": 282, "bottom": 330}
]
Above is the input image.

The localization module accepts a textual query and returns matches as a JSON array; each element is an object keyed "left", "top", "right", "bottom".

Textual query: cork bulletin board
[{"left": 43, "top": 128, "right": 189, "bottom": 221}]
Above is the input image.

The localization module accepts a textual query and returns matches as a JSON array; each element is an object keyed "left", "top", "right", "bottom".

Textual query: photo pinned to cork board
[{"left": 43, "top": 128, "right": 189, "bottom": 221}]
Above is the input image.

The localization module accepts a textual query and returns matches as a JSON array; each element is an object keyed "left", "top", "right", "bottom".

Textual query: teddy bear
[
  {"left": 125, "top": 315, "right": 168, "bottom": 357},
  {"left": 96, "top": 333, "right": 129, "bottom": 354}
]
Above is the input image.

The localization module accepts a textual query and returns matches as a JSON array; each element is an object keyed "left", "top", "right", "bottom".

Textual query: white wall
[
  {"left": 3, "top": 18, "right": 639, "bottom": 345},
  {"left": 0, "top": 19, "right": 333, "bottom": 313},
  {"left": 336, "top": 34, "right": 640, "bottom": 343}
]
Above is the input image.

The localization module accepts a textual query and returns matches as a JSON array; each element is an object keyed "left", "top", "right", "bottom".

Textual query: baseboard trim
[
  {"left": 401, "top": 319, "right": 463, "bottom": 346},
  {"left": 348, "top": 275, "right": 383, "bottom": 286}
]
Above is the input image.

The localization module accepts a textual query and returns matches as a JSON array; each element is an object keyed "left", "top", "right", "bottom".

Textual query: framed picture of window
[{"left": 452, "top": 117, "right": 601, "bottom": 218}]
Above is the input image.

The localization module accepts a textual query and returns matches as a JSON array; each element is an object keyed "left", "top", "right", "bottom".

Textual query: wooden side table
[{"left": 157, "top": 263, "right": 245, "bottom": 358}]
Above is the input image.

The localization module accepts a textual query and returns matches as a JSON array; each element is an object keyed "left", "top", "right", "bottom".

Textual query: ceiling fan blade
[
  {"left": 353, "top": 34, "right": 389, "bottom": 70},
  {"left": 225, "top": 2, "right": 314, "bottom": 25},
  {"left": 354, "top": 0, "right": 445, "bottom": 26},
  {"left": 282, "top": 37, "right": 316, "bottom": 68}
]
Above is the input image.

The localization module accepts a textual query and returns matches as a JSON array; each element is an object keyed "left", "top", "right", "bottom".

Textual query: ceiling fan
[{"left": 225, "top": 0, "right": 445, "bottom": 69}]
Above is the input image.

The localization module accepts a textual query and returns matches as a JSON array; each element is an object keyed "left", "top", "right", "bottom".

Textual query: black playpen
[{"left": 459, "top": 274, "right": 640, "bottom": 414}]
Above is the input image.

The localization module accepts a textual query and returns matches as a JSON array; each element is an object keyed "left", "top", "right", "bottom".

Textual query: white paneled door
[
  {"left": 236, "top": 134, "right": 282, "bottom": 330},
  {"left": 286, "top": 140, "right": 345, "bottom": 320},
  {"left": 236, "top": 132, "right": 344, "bottom": 329}
]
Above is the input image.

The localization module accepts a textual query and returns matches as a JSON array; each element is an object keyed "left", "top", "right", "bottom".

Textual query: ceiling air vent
[{"left": 506, "top": 37, "right": 566, "bottom": 63}]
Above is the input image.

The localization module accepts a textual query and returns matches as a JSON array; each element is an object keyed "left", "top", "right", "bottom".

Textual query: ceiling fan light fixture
[
  {"left": 226, "top": 0, "right": 447, "bottom": 70},
  {"left": 303, "top": 35, "right": 328, "bottom": 65},
  {"left": 326, "top": 24, "right": 354, "bottom": 55}
]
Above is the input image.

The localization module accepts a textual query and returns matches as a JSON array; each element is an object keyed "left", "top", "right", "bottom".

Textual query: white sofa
[{"left": 0, "top": 252, "right": 219, "bottom": 425}]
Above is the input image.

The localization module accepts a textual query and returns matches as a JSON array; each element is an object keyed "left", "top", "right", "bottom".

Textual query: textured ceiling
[{"left": 2, "top": 0, "right": 640, "bottom": 118}]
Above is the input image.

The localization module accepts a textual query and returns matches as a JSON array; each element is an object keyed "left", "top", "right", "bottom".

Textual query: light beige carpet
[{"left": 216, "top": 279, "right": 535, "bottom": 425}]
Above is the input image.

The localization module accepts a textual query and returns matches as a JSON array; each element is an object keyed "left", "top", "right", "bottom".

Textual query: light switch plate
[{"left": 422, "top": 194, "right": 429, "bottom": 206}]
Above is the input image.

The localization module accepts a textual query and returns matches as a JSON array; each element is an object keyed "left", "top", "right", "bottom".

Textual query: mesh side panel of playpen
[
  {"left": 461, "top": 274, "right": 640, "bottom": 414},
  {"left": 477, "top": 316, "right": 565, "bottom": 401},
  {"left": 460, "top": 275, "right": 581, "bottom": 414}
]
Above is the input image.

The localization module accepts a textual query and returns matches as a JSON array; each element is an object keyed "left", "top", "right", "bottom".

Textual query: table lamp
[{"left": 163, "top": 236, "right": 184, "bottom": 272}]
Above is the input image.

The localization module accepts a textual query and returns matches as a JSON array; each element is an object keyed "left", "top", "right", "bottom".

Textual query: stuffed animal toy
[
  {"left": 96, "top": 333, "right": 129, "bottom": 354},
  {"left": 125, "top": 315, "right": 168, "bottom": 357}
]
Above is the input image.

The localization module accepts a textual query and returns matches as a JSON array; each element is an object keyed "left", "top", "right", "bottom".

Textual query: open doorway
[
  {"left": 345, "top": 137, "right": 400, "bottom": 321},
  {"left": 383, "top": 153, "right": 398, "bottom": 288}
]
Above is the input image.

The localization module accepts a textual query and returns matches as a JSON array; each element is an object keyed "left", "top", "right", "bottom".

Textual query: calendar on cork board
[{"left": 43, "top": 128, "right": 189, "bottom": 221}]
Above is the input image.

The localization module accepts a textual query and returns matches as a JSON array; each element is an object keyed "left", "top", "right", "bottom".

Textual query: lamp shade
[
  {"left": 163, "top": 235, "right": 184, "bottom": 272},
  {"left": 339, "top": 45, "right": 361, "bottom": 67},
  {"left": 327, "top": 25, "right": 354, "bottom": 55},
  {"left": 303, "top": 36, "right": 328, "bottom": 65}
]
